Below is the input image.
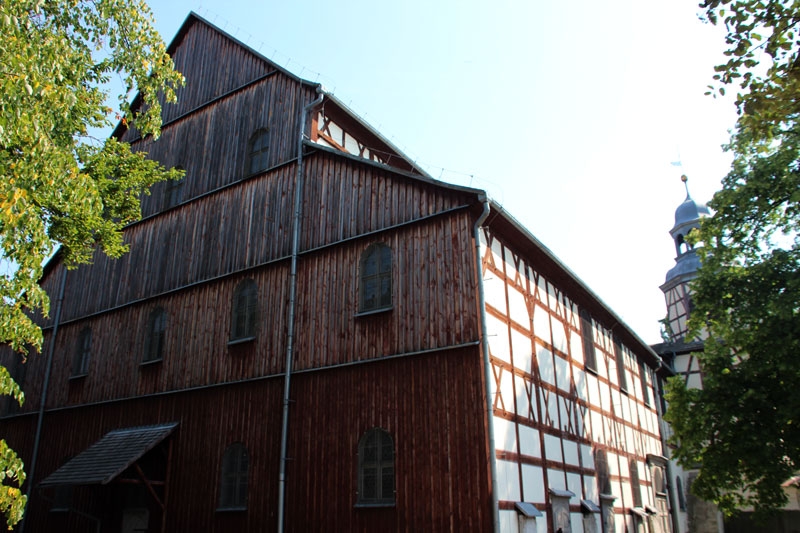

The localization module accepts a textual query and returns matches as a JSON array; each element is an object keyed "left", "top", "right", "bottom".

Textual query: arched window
[
  {"left": 358, "top": 428, "right": 395, "bottom": 505},
  {"left": 230, "top": 279, "right": 258, "bottom": 342},
  {"left": 219, "top": 443, "right": 249, "bottom": 510},
  {"left": 359, "top": 244, "right": 392, "bottom": 313},
  {"left": 247, "top": 129, "right": 270, "bottom": 175},
  {"left": 72, "top": 327, "right": 92, "bottom": 376},
  {"left": 143, "top": 307, "right": 167, "bottom": 363},
  {"left": 579, "top": 309, "right": 597, "bottom": 371}
]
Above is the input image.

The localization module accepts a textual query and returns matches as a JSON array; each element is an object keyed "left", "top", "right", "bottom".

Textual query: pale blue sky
[{"left": 142, "top": 0, "right": 738, "bottom": 343}]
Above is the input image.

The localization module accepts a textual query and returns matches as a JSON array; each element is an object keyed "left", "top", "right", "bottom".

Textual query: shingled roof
[{"left": 39, "top": 423, "right": 178, "bottom": 487}]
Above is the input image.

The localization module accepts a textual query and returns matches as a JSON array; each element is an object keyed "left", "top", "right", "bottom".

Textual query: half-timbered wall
[{"left": 481, "top": 229, "right": 665, "bottom": 533}]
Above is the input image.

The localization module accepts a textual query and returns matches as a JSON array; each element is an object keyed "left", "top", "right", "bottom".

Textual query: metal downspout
[
  {"left": 473, "top": 196, "right": 500, "bottom": 532},
  {"left": 277, "top": 86, "right": 324, "bottom": 533},
  {"left": 655, "top": 372, "right": 682, "bottom": 533},
  {"left": 19, "top": 266, "right": 68, "bottom": 533}
]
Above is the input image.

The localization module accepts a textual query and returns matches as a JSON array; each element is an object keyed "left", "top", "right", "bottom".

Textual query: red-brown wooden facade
[{"left": 0, "top": 11, "right": 672, "bottom": 533}]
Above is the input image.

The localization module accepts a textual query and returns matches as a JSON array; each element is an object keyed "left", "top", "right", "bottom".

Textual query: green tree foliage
[
  {"left": 664, "top": 0, "right": 800, "bottom": 517},
  {"left": 0, "top": 0, "right": 183, "bottom": 527}
]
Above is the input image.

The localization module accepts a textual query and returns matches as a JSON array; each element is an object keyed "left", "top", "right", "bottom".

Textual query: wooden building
[{"left": 0, "top": 13, "right": 675, "bottom": 533}]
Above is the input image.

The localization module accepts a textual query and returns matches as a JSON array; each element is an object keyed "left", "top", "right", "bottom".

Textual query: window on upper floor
[
  {"left": 72, "top": 327, "right": 91, "bottom": 377},
  {"left": 357, "top": 428, "right": 395, "bottom": 506},
  {"left": 639, "top": 361, "right": 652, "bottom": 405},
  {"left": 163, "top": 167, "right": 184, "bottom": 210},
  {"left": 630, "top": 459, "right": 643, "bottom": 507},
  {"left": 143, "top": 307, "right": 167, "bottom": 363},
  {"left": 579, "top": 309, "right": 597, "bottom": 372},
  {"left": 358, "top": 244, "right": 392, "bottom": 314},
  {"left": 614, "top": 337, "right": 628, "bottom": 392},
  {"left": 230, "top": 279, "right": 258, "bottom": 343},
  {"left": 218, "top": 442, "right": 248, "bottom": 511},
  {"left": 247, "top": 129, "right": 270, "bottom": 176}
]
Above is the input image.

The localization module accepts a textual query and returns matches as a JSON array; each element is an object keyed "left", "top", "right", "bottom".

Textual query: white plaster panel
[
  {"left": 548, "top": 392, "right": 560, "bottom": 429},
  {"left": 519, "top": 425, "right": 541, "bottom": 458},
  {"left": 584, "top": 474, "right": 598, "bottom": 501},
  {"left": 563, "top": 439, "right": 580, "bottom": 466},
  {"left": 599, "top": 381, "right": 610, "bottom": 412},
  {"left": 687, "top": 373, "right": 703, "bottom": 389},
  {"left": 571, "top": 512, "right": 585, "bottom": 533},
  {"left": 494, "top": 416, "right": 518, "bottom": 453},
  {"left": 522, "top": 463, "right": 546, "bottom": 503},
  {"left": 673, "top": 355, "right": 690, "bottom": 373},
  {"left": 546, "top": 284, "right": 559, "bottom": 314},
  {"left": 581, "top": 444, "right": 594, "bottom": 469},
  {"left": 608, "top": 453, "right": 619, "bottom": 476},
  {"left": 533, "top": 304, "right": 552, "bottom": 346},
  {"left": 559, "top": 397, "right": 569, "bottom": 433},
  {"left": 575, "top": 405, "right": 584, "bottom": 438},
  {"left": 544, "top": 434, "right": 563, "bottom": 463},
  {"left": 488, "top": 234, "right": 504, "bottom": 269},
  {"left": 511, "top": 328, "right": 533, "bottom": 373},
  {"left": 488, "top": 313, "right": 511, "bottom": 364},
  {"left": 499, "top": 510, "right": 519, "bottom": 533},
  {"left": 570, "top": 330, "right": 584, "bottom": 364},
  {"left": 536, "top": 342, "right": 555, "bottom": 386},
  {"left": 586, "top": 373, "right": 599, "bottom": 407},
  {"left": 535, "top": 274, "right": 547, "bottom": 304},
  {"left": 625, "top": 426, "right": 635, "bottom": 453},
  {"left": 515, "top": 375, "right": 532, "bottom": 420},
  {"left": 555, "top": 355, "right": 571, "bottom": 392},
  {"left": 548, "top": 468, "right": 566, "bottom": 491},
  {"left": 574, "top": 368, "right": 587, "bottom": 401},
  {"left": 497, "top": 459, "right": 521, "bottom": 501},
  {"left": 499, "top": 367, "right": 515, "bottom": 413},
  {"left": 484, "top": 273, "right": 508, "bottom": 314},
  {"left": 551, "top": 316, "right": 568, "bottom": 354},
  {"left": 507, "top": 285, "right": 530, "bottom": 328},
  {"left": 591, "top": 411, "right": 603, "bottom": 444}
]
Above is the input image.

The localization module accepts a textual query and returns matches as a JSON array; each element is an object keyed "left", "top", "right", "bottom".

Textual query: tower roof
[{"left": 670, "top": 175, "right": 710, "bottom": 237}]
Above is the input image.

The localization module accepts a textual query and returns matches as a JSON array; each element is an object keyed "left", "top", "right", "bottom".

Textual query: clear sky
[{"left": 142, "top": 0, "right": 739, "bottom": 344}]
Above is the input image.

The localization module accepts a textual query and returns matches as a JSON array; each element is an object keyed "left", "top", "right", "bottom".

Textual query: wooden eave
[
  {"left": 485, "top": 201, "right": 671, "bottom": 376},
  {"left": 302, "top": 139, "right": 485, "bottom": 201}
]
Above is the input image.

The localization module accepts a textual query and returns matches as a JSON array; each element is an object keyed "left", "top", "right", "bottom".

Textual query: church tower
[
  {"left": 655, "top": 176, "right": 723, "bottom": 533},
  {"left": 660, "top": 175, "right": 710, "bottom": 343}
]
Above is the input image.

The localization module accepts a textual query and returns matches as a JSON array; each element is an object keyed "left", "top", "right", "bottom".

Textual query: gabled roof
[{"left": 39, "top": 423, "right": 178, "bottom": 487}]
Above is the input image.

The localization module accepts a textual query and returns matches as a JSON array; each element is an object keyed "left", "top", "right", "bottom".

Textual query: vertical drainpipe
[
  {"left": 473, "top": 195, "right": 500, "bottom": 532},
  {"left": 19, "top": 264, "right": 68, "bottom": 533},
  {"left": 655, "top": 369, "right": 682, "bottom": 533},
  {"left": 276, "top": 85, "right": 324, "bottom": 533}
]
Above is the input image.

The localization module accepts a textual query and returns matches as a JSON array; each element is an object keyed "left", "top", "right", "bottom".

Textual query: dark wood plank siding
[
  {"left": 136, "top": 76, "right": 313, "bottom": 217},
  {"left": 301, "top": 152, "right": 473, "bottom": 250},
  {"left": 162, "top": 19, "right": 275, "bottom": 123},
  {"left": 61, "top": 163, "right": 297, "bottom": 321},
  {"left": 27, "top": 266, "right": 288, "bottom": 410},
  {"left": 286, "top": 349, "right": 492, "bottom": 532},
  {"left": 10, "top": 347, "right": 491, "bottom": 532},
  {"left": 294, "top": 210, "right": 480, "bottom": 370}
]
